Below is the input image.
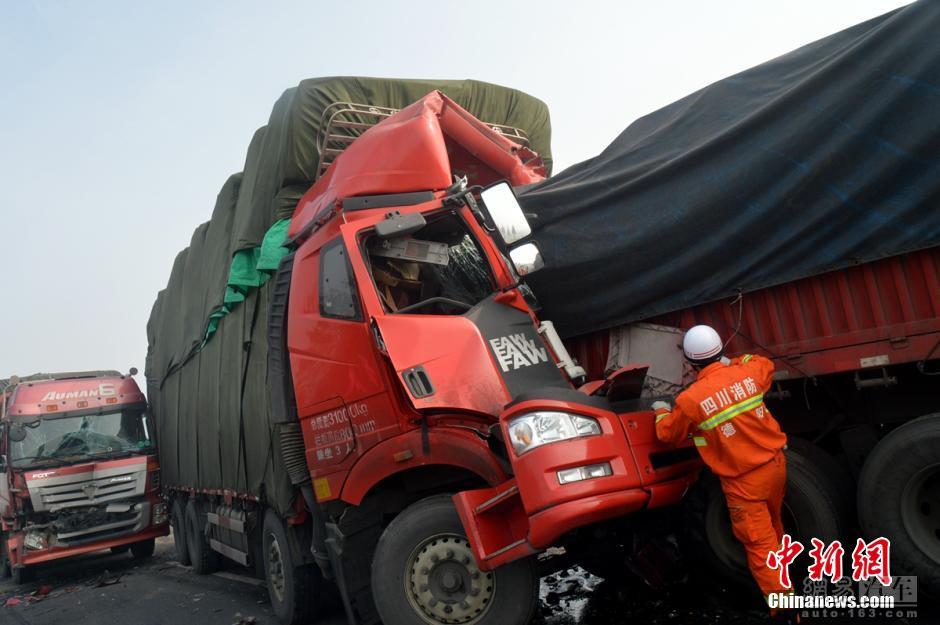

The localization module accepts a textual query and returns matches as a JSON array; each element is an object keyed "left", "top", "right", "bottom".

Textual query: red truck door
[{"left": 288, "top": 235, "right": 393, "bottom": 468}]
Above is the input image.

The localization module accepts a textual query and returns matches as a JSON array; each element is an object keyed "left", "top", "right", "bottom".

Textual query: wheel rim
[
  {"left": 405, "top": 533, "right": 494, "bottom": 624},
  {"left": 900, "top": 462, "right": 940, "bottom": 565},
  {"left": 267, "top": 532, "right": 287, "bottom": 603}
]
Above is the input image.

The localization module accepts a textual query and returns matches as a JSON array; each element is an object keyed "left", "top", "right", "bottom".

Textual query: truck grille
[
  {"left": 53, "top": 504, "right": 148, "bottom": 545},
  {"left": 26, "top": 458, "right": 147, "bottom": 513}
]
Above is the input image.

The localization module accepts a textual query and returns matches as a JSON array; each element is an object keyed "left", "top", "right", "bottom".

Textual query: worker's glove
[{"left": 651, "top": 400, "right": 672, "bottom": 413}]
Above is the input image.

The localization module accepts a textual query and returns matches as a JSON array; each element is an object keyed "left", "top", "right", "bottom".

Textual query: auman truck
[{"left": 0, "top": 371, "right": 167, "bottom": 583}]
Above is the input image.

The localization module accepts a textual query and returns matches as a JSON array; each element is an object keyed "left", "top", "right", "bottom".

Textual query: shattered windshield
[
  {"left": 9, "top": 409, "right": 153, "bottom": 468},
  {"left": 367, "top": 213, "right": 495, "bottom": 315}
]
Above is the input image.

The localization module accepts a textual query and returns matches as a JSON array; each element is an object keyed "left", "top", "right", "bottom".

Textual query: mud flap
[
  {"left": 325, "top": 522, "right": 382, "bottom": 625},
  {"left": 452, "top": 479, "right": 538, "bottom": 571}
]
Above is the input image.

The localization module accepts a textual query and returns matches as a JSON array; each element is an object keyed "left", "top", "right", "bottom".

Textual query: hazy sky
[{"left": 0, "top": 0, "right": 910, "bottom": 388}]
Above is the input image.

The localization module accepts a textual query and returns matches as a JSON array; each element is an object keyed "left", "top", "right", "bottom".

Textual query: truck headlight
[
  {"left": 507, "top": 411, "right": 601, "bottom": 456},
  {"left": 24, "top": 531, "right": 48, "bottom": 551},
  {"left": 152, "top": 502, "right": 168, "bottom": 525}
]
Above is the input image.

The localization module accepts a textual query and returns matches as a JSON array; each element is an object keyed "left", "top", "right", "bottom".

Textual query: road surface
[{"left": 2, "top": 531, "right": 923, "bottom": 624}]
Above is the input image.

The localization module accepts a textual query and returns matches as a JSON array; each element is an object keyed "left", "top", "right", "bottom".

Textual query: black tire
[
  {"left": 171, "top": 501, "right": 191, "bottom": 565},
  {"left": 785, "top": 436, "right": 856, "bottom": 531},
  {"left": 857, "top": 413, "right": 940, "bottom": 595},
  {"left": 185, "top": 500, "right": 218, "bottom": 575},
  {"left": 11, "top": 564, "right": 34, "bottom": 585},
  {"left": 684, "top": 450, "right": 843, "bottom": 590},
  {"left": 372, "top": 494, "right": 539, "bottom": 625},
  {"left": 781, "top": 449, "right": 844, "bottom": 587},
  {"left": 262, "top": 509, "right": 323, "bottom": 625},
  {"left": 130, "top": 538, "right": 156, "bottom": 560},
  {"left": 110, "top": 545, "right": 130, "bottom": 555},
  {"left": 0, "top": 533, "right": 11, "bottom": 578}
]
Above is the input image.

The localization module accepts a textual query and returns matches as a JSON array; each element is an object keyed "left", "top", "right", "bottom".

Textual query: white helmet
[{"left": 683, "top": 325, "right": 724, "bottom": 365}]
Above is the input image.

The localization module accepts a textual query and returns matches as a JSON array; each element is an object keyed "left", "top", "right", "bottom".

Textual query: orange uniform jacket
[{"left": 655, "top": 354, "right": 786, "bottom": 477}]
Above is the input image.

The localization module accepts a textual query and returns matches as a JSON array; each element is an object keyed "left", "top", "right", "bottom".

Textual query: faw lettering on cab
[{"left": 489, "top": 333, "right": 549, "bottom": 372}]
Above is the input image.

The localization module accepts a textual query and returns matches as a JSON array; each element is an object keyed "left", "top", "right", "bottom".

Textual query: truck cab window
[
  {"left": 366, "top": 214, "right": 495, "bottom": 314},
  {"left": 9, "top": 410, "right": 153, "bottom": 468},
  {"left": 320, "top": 240, "right": 362, "bottom": 320}
]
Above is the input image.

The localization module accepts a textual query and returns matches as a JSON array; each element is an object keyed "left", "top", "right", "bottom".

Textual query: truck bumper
[
  {"left": 11, "top": 523, "right": 169, "bottom": 567},
  {"left": 454, "top": 398, "right": 700, "bottom": 571},
  {"left": 454, "top": 476, "right": 695, "bottom": 571}
]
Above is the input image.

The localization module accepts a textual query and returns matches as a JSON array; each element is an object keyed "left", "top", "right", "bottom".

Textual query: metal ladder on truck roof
[{"left": 315, "top": 101, "right": 532, "bottom": 180}]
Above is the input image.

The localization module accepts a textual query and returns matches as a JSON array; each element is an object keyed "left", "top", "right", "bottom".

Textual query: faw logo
[
  {"left": 41, "top": 383, "right": 116, "bottom": 402},
  {"left": 489, "top": 334, "right": 549, "bottom": 372}
]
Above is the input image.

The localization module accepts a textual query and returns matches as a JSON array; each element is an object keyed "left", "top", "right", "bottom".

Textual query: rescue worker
[{"left": 652, "top": 325, "right": 790, "bottom": 608}]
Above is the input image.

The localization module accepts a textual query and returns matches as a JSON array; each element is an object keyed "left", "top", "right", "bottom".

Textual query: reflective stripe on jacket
[{"left": 655, "top": 354, "right": 787, "bottom": 477}]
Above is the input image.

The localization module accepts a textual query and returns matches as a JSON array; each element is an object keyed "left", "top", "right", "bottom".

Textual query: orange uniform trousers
[{"left": 719, "top": 449, "right": 789, "bottom": 598}]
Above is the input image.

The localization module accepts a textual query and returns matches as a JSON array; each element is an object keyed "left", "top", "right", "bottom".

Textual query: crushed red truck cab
[
  {"left": 0, "top": 371, "right": 167, "bottom": 582},
  {"left": 278, "top": 92, "right": 703, "bottom": 621},
  {"left": 148, "top": 87, "right": 704, "bottom": 625}
]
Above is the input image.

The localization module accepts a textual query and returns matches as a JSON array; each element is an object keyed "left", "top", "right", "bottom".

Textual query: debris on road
[
  {"left": 32, "top": 585, "right": 52, "bottom": 598},
  {"left": 87, "top": 570, "right": 122, "bottom": 588}
]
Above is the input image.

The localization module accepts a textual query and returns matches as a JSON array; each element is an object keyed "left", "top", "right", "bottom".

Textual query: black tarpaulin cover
[{"left": 521, "top": 0, "right": 940, "bottom": 338}]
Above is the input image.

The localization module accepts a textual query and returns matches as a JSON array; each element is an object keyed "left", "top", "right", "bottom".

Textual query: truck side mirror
[
  {"left": 480, "top": 182, "right": 531, "bottom": 245},
  {"left": 0, "top": 454, "right": 6, "bottom": 471},
  {"left": 509, "top": 242, "right": 544, "bottom": 276}
]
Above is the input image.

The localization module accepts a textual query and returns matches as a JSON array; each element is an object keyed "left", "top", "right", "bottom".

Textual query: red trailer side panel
[{"left": 567, "top": 247, "right": 940, "bottom": 381}]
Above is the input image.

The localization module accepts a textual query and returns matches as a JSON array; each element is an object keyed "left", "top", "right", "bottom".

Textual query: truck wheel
[
  {"left": 11, "top": 564, "right": 34, "bottom": 585},
  {"left": 371, "top": 494, "right": 538, "bottom": 625},
  {"left": 262, "top": 509, "right": 323, "bottom": 625},
  {"left": 185, "top": 500, "right": 218, "bottom": 575},
  {"left": 697, "top": 476, "right": 751, "bottom": 586},
  {"left": 857, "top": 413, "right": 940, "bottom": 595},
  {"left": 686, "top": 449, "right": 843, "bottom": 589},
  {"left": 172, "top": 501, "right": 191, "bottom": 565},
  {"left": 130, "top": 538, "right": 156, "bottom": 559},
  {"left": 785, "top": 436, "right": 856, "bottom": 531}
]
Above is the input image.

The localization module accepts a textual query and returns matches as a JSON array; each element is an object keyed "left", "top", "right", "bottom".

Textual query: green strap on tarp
[
  {"left": 257, "top": 218, "right": 292, "bottom": 274},
  {"left": 203, "top": 218, "right": 291, "bottom": 345}
]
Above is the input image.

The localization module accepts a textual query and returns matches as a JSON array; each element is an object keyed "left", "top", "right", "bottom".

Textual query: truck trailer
[
  {"left": 0, "top": 371, "right": 167, "bottom": 583},
  {"left": 146, "top": 79, "right": 700, "bottom": 625},
  {"left": 565, "top": 245, "right": 940, "bottom": 593},
  {"left": 519, "top": 0, "right": 940, "bottom": 597}
]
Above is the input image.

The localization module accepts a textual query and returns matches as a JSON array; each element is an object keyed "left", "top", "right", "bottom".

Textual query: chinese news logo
[{"left": 766, "top": 534, "right": 892, "bottom": 588}]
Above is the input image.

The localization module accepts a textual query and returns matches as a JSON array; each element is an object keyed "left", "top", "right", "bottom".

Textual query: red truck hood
[{"left": 375, "top": 295, "right": 568, "bottom": 415}]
